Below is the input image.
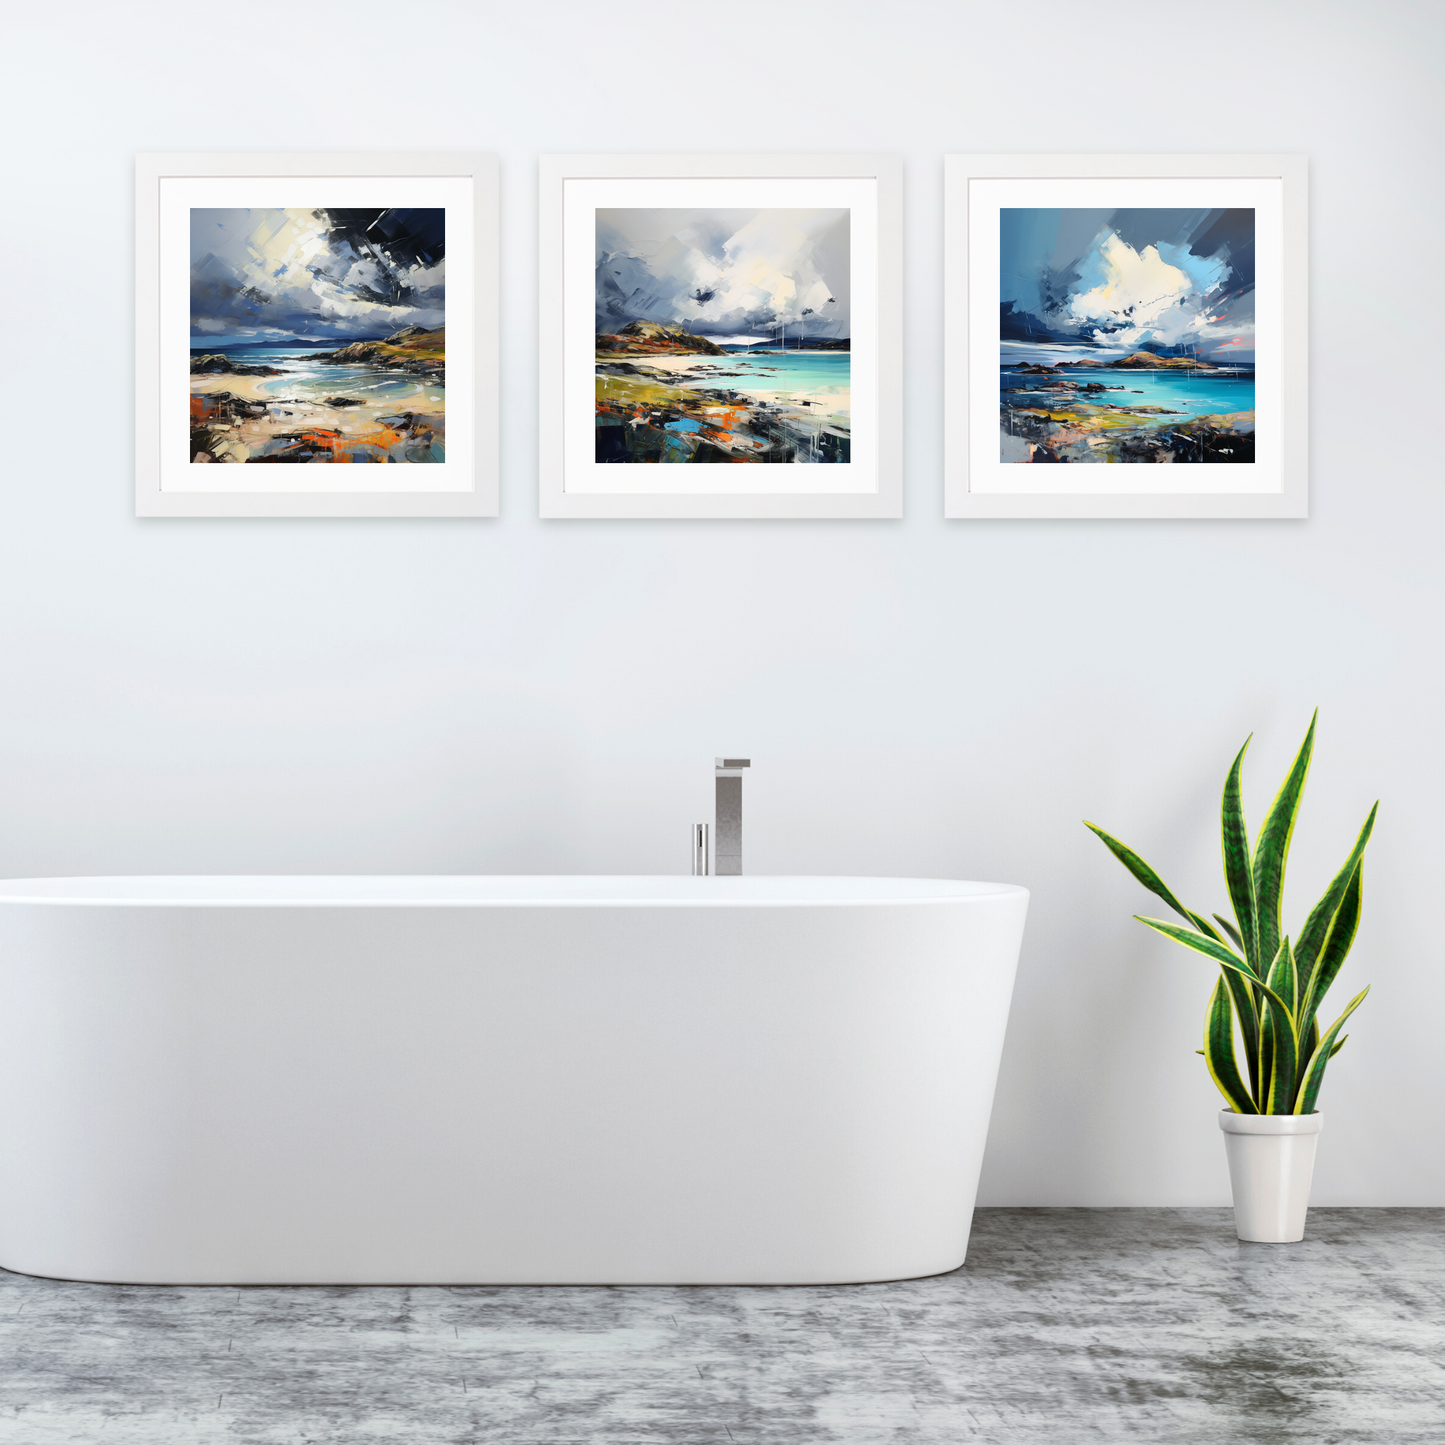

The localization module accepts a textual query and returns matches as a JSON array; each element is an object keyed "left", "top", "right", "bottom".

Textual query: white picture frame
[
  {"left": 539, "top": 153, "right": 902, "bottom": 520},
  {"left": 136, "top": 152, "right": 499, "bottom": 518},
  {"left": 944, "top": 154, "right": 1308, "bottom": 519}
]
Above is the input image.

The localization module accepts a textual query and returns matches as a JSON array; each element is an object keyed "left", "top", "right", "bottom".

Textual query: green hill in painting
[
  {"left": 1106, "top": 351, "right": 1217, "bottom": 370},
  {"left": 596, "top": 321, "right": 727, "bottom": 357},
  {"left": 312, "top": 327, "right": 444, "bottom": 377}
]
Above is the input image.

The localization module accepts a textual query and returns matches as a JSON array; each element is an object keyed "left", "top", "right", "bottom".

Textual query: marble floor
[{"left": 0, "top": 1209, "right": 1440, "bottom": 1444}]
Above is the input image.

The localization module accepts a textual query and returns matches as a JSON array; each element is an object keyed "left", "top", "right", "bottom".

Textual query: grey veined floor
[{"left": 0, "top": 1209, "right": 1441, "bottom": 1444}]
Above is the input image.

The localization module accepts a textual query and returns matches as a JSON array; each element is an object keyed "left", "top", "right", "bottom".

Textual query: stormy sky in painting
[
  {"left": 1001, "top": 208, "right": 1254, "bottom": 364},
  {"left": 596, "top": 208, "right": 850, "bottom": 344},
  {"left": 190, "top": 208, "right": 445, "bottom": 343}
]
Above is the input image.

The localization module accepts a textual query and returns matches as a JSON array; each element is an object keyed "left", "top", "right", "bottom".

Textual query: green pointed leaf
[
  {"left": 1252, "top": 711, "right": 1317, "bottom": 973},
  {"left": 1213, "top": 914, "right": 1244, "bottom": 952},
  {"left": 1218, "top": 962, "right": 1262, "bottom": 1106},
  {"left": 1260, "top": 939, "right": 1300, "bottom": 1112},
  {"left": 1258, "top": 939, "right": 1287, "bottom": 1102},
  {"left": 1297, "top": 808, "right": 1375, "bottom": 972},
  {"left": 1299, "top": 840, "right": 1371, "bottom": 1039},
  {"left": 1295, "top": 987, "right": 1369, "bottom": 1113},
  {"left": 1205, "top": 975, "right": 1257, "bottom": 1113},
  {"left": 1221, "top": 736, "right": 1259, "bottom": 971},
  {"left": 1265, "top": 937, "right": 1299, "bottom": 1018},
  {"left": 1259, "top": 1012, "right": 1274, "bottom": 1110},
  {"left": 1133, "top": 916, "right": 1260, "bottom": 980},
  {"left": 1260, "top": 998, "right": 1299, "bottom": 1115},
  {"left": 1187, "top": 910, "right": 1228, "bottom": 945},
  {"left": 1328, "top": 1034, "right": 1348, "bottom": 1059},
  {"left": 1085, "top": 822, "right": 1199, "bottom": 927}
]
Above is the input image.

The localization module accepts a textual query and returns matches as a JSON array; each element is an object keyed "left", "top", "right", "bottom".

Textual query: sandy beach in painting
[{"left": 189, "top": 332, "right": 446, "bottom": 465}]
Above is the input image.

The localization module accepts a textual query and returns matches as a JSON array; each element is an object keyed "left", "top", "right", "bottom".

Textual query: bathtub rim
[{"left": 0, "top": 874, "right": 1029, "bottom": 909}]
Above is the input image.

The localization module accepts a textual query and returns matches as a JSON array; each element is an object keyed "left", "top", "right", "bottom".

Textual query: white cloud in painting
[
  {"left": 596, "top": 208, "right": 850, "bottom": 339},
  {"left": 1066, "top": 230, "right": 1245, "bottom": 352}
]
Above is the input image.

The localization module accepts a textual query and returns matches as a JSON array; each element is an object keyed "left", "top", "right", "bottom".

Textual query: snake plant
[{"left": 1086, "top": 712, "right": 1375, "bottom": 1114}]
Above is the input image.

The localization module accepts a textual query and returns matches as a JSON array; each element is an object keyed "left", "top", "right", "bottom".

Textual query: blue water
[
  {"left": 194, "top": 344, "right": 443, "bottom": 408},
  {"left": 1001, "top": 365, "right": 1253, "bottom": 420},
  {"left": 710, "top": 350, "right": 851, "bottom": 389}
]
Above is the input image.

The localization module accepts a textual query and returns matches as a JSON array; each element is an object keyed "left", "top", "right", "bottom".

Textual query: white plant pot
[{"left": 1219, "top": 1110, "right": 1323, "bottom": 1242}]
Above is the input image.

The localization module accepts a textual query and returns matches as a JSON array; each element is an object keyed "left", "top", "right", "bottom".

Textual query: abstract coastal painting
[
  {"left": 540, "top": 155, "right": 902, "bottom": 518},
  {"left": 189, "top": 206, "right": 447, "bottom": 466},
  {"left": 594, "top": 207, "right": 852, "bottom": 465},
  {"left": 998, "top": 207, "right": 1256, "bottom": 465},
  {"left": 944, "top": 155, "right": 1307, "bottom": 519},
  {"left": 137, "top": 154, "right": 498, "bottom": 517}
]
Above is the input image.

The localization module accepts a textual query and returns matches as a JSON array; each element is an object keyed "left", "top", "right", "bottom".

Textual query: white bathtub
[{"left": 0, "top": 875, "right": 1028, "bottom": 1286}]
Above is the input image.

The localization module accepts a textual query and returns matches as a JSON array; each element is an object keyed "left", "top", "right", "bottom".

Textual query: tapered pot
[{"left": 1219, "top": 1110, "right": 1323, "bottom": 1242}]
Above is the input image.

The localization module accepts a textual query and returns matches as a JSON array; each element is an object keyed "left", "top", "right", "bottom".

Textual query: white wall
[{"left": 2, "top": 0, "right": 1440, "bottom": 1205}]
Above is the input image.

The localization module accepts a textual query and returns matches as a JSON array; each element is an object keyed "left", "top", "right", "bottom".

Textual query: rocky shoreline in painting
[
  {"left": 1001, "top": 356, "right": 1254, "bottom": 464},
  {"left": 595, "top": 325, "right": 849, "bottom": 463},
  {"left": 190, "top": 327, "right": 445, "bottom": 464},
  {"left": 191, "top": 390, "right": 443, "bottom": 465},
  {"left": 190, "top": 354, "right": 289, "bottom": 378}
]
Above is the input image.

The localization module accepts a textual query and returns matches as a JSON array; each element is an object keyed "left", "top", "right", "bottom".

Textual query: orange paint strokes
[
  {"left": 279, "top": 428, "right": 343, "bottom": 458},
  {"left": 694, "top": 404, "right": 755, "bottom": 452},
  {"left": 698, "top": 404, "right": 748, "bottom": 439}
]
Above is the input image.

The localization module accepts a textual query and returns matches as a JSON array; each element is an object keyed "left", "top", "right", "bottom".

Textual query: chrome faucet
[{"left": 714, "top": 758, "right": 750, "bottom": 875}]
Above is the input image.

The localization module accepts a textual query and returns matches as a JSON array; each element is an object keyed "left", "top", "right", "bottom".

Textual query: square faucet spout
[{"left": 714, "top": 758, "right": 749, "bottom": 876}]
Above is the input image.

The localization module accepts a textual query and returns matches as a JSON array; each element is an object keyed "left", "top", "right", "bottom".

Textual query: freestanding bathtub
[{"left": 0, "top": 875, "right": 1028, "bottom": 1286}]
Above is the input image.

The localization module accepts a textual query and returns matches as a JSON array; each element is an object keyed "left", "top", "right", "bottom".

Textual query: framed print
[
  {"left": 136, "top": 152, "right": 498, "bottom": 518},
  {"left": 539, "top": 153, "right": 902, "bottom": 519},
  {"left": 944, "top": 154, "right": 1307, "bottom": 519}
]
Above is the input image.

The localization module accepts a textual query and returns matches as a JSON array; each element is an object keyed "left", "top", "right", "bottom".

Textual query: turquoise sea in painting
[
  {"left": 718, "top": 350, "right": 852, "bottom": 389},
  {"left": 196, "top": 345, "right": 444, "bottom": 410},
  {"left": 1001, "top": 366, "right": 1255, "bottom": 419}
]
